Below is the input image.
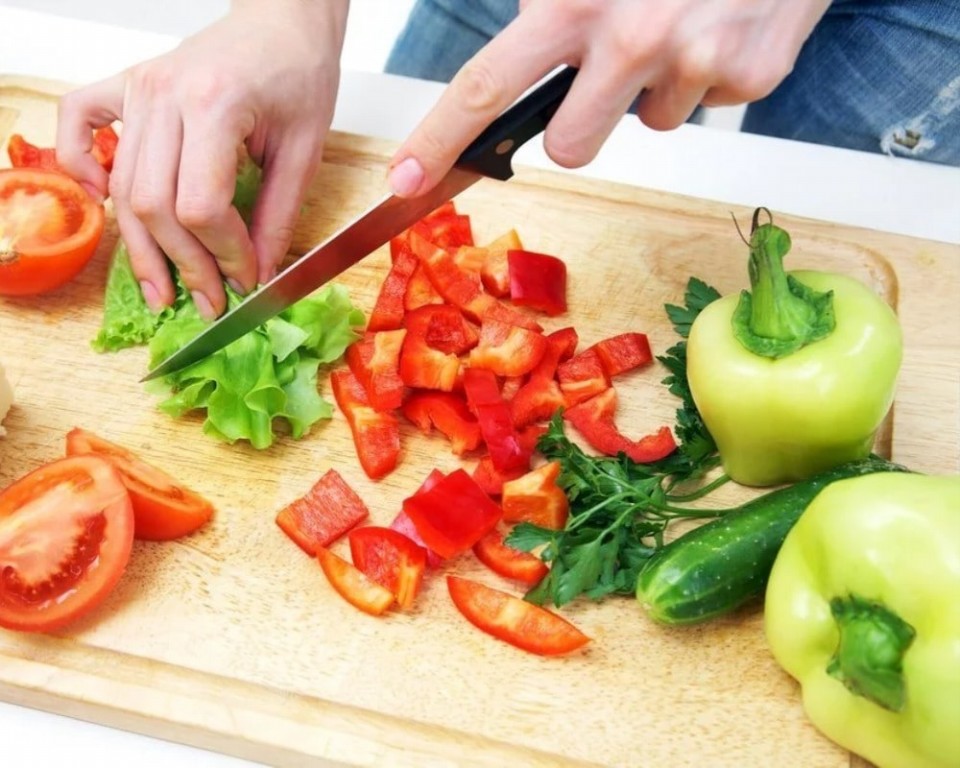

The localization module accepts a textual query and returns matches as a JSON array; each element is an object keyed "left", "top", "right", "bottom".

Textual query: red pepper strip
[
  {"left": 446, "top": 576, "right": 590, "bottom": 656},
  {"left": 463, "top": 367, "right": 528, "bottom": 473},
  {"left": 402, "top": 391, "right": 482, "bottom": 455},
  {"left": 7, "top": 127, "right": 119, "bottom": 175},
  {"left": 510, "top": 378, "right": 565, "bottom": 428},
  {"left": 275, "top": 469, "right": 370, "bottom": 555},
  {"left": 405, "top": 304, "right": 479, "bottom": 355},
  {"left": 317, "top": 547, "right": 395, "bottom": 616},
  {"left": 412, "top": 213, "right": 474, "bottom": 250},
  {"left": 564, "top": 387, "right": 677, "bottom": 463},
  {"left": 402, "top": 469, "right": 502, "bottom": 558},
  {"left": 508, "top": 249, "right": 568, "bottom": 316},
  {"left": 557, "top": 347, "right": 611, "bottom": 407},
  {"left": 404, "top": 263, "right": 444, "bottom": 311},
  {"left": 500, "top": 375, "right": 525, "bottom": 403},
  {"left": 390, "top": 470, "right": 445, "bottom": 567},
  {"left": 473, "top": 526, "right": 549, "bottom": 586},
  {"left": 345, "top": 330, "right": 406, "bottom": 412},
  {"left": 501, "top": 461, "right": 570, "bottom": 530},
  {"left": 368, "top": 246, "right": 418, "bottom": 331},
  {"left": 467, "top": 320, "right": 548, "bottom": 378},
  {"left": 592, "top": 332, "right": 653, "bottom": 377},
  {"left": 348, "top": 526, "right": 427, "bottom": 610},
  {"left": 480, "top": 229, "right": 523, "bottom": 297},
  {"left": 330, "top": 369, "right": 401, "bottom": 479}
]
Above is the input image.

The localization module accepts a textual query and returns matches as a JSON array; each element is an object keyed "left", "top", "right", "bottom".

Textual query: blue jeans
[{"left": 385, "top": 0, "right": 960, "bottom": 166}]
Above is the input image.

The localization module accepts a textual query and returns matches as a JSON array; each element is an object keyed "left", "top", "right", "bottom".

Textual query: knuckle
[
  {"left": 175, "top": 193, "right": 224, "bottom": 231},
  {"left": 129, "top": 185, "right": 168, "bottom": 220},
  {"left": 454, "top": 59, "right": 504, "bottom": 114}
]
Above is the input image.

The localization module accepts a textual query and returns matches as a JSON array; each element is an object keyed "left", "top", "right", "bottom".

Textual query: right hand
[{"left": 56, "top": 0, "right": 349, "bottom": 318}]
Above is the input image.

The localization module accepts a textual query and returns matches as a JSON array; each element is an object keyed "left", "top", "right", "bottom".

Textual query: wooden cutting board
[{"left": 1, "top": 76, "right": 957, "bottom": 768}]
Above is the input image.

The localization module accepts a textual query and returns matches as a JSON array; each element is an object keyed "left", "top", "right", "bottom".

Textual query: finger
[
  {"left": 635, "top": 40, "right": 717, "bottom": 131},
  {"left": 249, "top": 130, "right": 325, "bottom": 283},
  {"left": 130, "top": 104, "right": 226, "bottom": 319},
  {"left": 56, "top": 72, "right": 126, "bottom": 200},
  {"left": 177, "top": 120, "right": 258, "bottom": 297}
]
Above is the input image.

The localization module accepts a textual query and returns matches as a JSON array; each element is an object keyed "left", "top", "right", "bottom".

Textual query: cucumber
[{"left": 635, "top": 456, "right": 907, "bottom": 625}]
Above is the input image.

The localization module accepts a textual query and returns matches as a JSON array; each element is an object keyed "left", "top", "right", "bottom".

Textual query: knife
[{"left": 142, "top": 66, "right": 579, "bottom": 382}]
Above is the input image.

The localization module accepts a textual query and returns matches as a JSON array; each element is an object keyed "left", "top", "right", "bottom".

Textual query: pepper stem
[
  {"left": 731, "top": 208, "right": 835, "bottom": 359},
  {"left": 826, "top": 594, "right": 916, "bottom": 713}
]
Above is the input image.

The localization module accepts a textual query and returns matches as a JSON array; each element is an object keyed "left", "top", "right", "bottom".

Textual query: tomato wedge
[
  {"left": 446, "top": 576, "right": 590, "bottom": 656},
  {"left": 317, "top": 547, "right": 395, "bottom": 617},
  {"left": 0, "top": 456, "right": 134, "bottom": 632},
  {"left": 0, "top": 168, "right": 105, "bottom": 296},
  {"left": 65, "top": 428, "right": 214, "bottom": 541},
  {"left": 349, "top": 526, "right": 427, "bottom": 610}
]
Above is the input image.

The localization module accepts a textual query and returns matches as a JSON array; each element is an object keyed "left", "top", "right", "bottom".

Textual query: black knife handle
[{"left": 455, "top": 66, "right": 578, "bottom": 181}]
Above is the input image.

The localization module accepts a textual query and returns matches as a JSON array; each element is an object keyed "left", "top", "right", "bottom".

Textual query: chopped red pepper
[
  {"left": 402, "top": 469, "right": 502, "bottom": 559},
  {"left": 592, "top": 332, "right": 653, "bottom": 377},
  {"left": 7, "top": 126, "right": 119, "bottom": 175},
  {"left": 275, "top": 469, "right": 370, "bottom": 555},
  {"left": 345, "top": 330, "right": 406, "bottom": 412},
  {"left": 404, "top": 304, "right": 479, "bottom": 355},
  {"left": 452, "top": 245, "right": 488, "bottom": 280},
  {"left": 501, "top": 461, "right": 570, "bottom": 530},
  {"left": 473, "top": 527, "right": 549, "bottom": 586},
  {"left": 348, "top": 526, "right": 427, "bottom": 610},
  {"left": 402, "top": 391, "right": 482, "bottom": 455},
  {"left": 557, "top": 347, "right": 611, "bottom": 407},
  {"left": 412, "top": 213, "right": 474, "bottom": 250},
  {"left": 499, "top": 375, "right": 525, "bottom": 403},
  {"left": 480, "top": 230, "right": 523, "bottom": 297},
  {"left": 330, "top": 369, "right": 401, "bottom": 479},
  {"left": 468, "top": 320, "right": 548, "bottom": 378},
  {"left": 404, "top": 263, "right": 445, "bottom": 311},
  {"left": 508, "top": 249, "right": 568, "bottom": 316},
  {"left": 398, "top": 311, "right": 461, "bottom": 392},
  {"left": 564, "top": 387, "right": 677, "bottom": 463},
  {"left": 510, "top": 377, "right": 565, "bottom": 428},
  {"left": 472, "top": 455, "right": 528, "bottom": 497},
  {"left": 368, "top": 246, "right": 418, "bottom": 331},
  {"left": 317, "top": 547, "right": 395, "bottom": 616},
  {"left": 390, "top": 470, "right": 445, "bottom": 567},
  {"left": 463, "top": 367, "right": 528, "bottom": 473}
]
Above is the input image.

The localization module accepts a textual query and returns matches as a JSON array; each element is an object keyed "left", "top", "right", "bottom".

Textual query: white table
[{"left": 1, "top": 6, "right": 958, "bottom": 768}]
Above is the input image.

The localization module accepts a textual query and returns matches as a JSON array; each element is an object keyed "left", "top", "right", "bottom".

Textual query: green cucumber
[{"left": 635, "top": 456, "right": 908, "bottom": 625}]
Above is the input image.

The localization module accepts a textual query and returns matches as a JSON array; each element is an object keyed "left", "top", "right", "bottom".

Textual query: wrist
[{"left": 230, "top": 0, "right": 349, "bottom": 39}]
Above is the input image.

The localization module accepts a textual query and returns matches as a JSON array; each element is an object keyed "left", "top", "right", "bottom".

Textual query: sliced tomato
[
  {"left": 473, "top": 527, "right": 549, "bottom": 586},
  {"left": 276, "top": 469, "right": 369, "bottom": 555},
  {"left": 317, "top": 547, "right": 395, "bottom": 616},
  {"left": 65, "top": 427, "right": 214, "bottom": 541},
  {"left": 0, "top": 456, "right": 134, "bottom": 632},
  {"left": 0, "top": 168, "right": 105, "bottom": 296},
  {"left": 446, "top": 576, "right": 590, "bottom": 656},
  {"left": 348, "top": 526, "right": 427, "bottom": 610}
]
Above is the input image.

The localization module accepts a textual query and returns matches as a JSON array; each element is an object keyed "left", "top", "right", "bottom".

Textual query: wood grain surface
[{"left": 1, "top": 77, "right": 957, "bottom": 768}]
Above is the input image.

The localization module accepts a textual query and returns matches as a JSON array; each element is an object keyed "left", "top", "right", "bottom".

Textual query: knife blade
[{"left": 142, "top": 66, "right": 578, "bottom": 382}]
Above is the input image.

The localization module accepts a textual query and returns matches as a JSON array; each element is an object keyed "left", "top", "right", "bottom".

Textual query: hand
[
  {"left": 57, "top": 0, "right": 348, "bottom": 318},
  {"left": 387, "top": 0, "right": 831, "bottom": 197}
]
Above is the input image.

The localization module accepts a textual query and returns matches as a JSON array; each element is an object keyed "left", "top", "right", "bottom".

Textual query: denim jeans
[{"left": 385, "top": 0, "right": 960, "bottom": 166}]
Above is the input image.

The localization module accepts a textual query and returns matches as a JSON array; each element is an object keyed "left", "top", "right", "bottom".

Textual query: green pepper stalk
[{"left": 686, "top": 208, "right": 902, "bottom": 487}]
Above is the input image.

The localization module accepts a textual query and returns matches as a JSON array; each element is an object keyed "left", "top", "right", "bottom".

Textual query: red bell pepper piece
[
  {"left": 509, "top": 378, "right": 565, "bottom": 428},
  {"left": 472, "top": 455, "right": 528, "bottom": 497},
  {"left": 330, "top": 369, "right": 401, "bottom": 479},
  {"left": 467, "top": 320, "right": 548, "bottom": 378},
  {"left": 564, "top": 387, "right": 677, "bottom": 463},
  {"left": 508, "top": 250, "right": 568, "bottom": 316},
  {"left": 404, "top": 264, "right": 444, "bottom": 311},
  {"left": 463, "top": 368, "right": 528, "bottom": 473},
  {"left": 390, "top": 469, "right": 446, "bottom": 567},
  {"left": 501, "top": 461, "right": 570, "bottom": 530},
  {"left": 402, "top": 469, "right": 502, "bottom": 558},
  {"left": 317, "top": 547, "right": 395, "bottom": 616},
  {"left": 7, "top": 126, "right": 119, "bottom": 174},
  {"left": 398, "top": 308, "right": 464, "bottom": 391},
  {"left": 446, "top": 576, "right": 590, "bottom": 656},
  {"left": 592, "top": 332, "right": 653, "bottom": 377},
  {"left": 345, "top": 329, "right": 406, "bottom": 412},
  {"left": 275, "top": 469, "right": 369, "bottom": 555},
  {"left": 473, "top": 527, "right": 549, "bottom": 586},
  {"left": 452, "top": 245, "right": 487, "bottom": 281},
  {"left": 413, "top": 213, "right": 474, "bottom": 250},
  {"left": 368, "top": 246, "right": 418, "bottom": 331},
  {"left": 404, "top": 304, "right": 479, "bottom": 355},
  {"left": 499, "top": 375, "right": 525, "bottom": 403},
  {"left": 348, "top": 526, "right": 427, "bottom": 610},
  {"left": 480, "top": 230, "right": 523, "bottom": 297},
  {"left": 402, "top": 391, "right": 482, "bottom": 455},
  {"left": 557, "top": 347, "right": 611, "bottom": 406}
]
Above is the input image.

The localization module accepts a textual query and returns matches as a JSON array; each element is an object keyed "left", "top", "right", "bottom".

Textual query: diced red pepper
[
  {"left": 412, "top": 213, "right": 474, "bottom": 250},
  {"left": 317, "top": 547, "right": 395, "bottom": 616},
  {"left": 472, "top": 455, "right": 528, "bottom": 497},
  {"left": 510, "top": 377, "right": 565, "bottom": 428},
  {"left": 474, "top": 295, "right": 544, "bottom": 332},
  {"left": 557, "top": 347, "right": 611, "bottom": 407},
  {"left": 7, "top": 126, "right": 119, "bottom": 175},
  {"left": 519, "top": 423, "right": 548, "bottom": 455},
  {"left": 473, "top": 527, "right": 549, "bottom": 586},
  {"left": 499, "top": 375, "right": 525, "bottom": 403},
  {"left": 501, "top": 461, "right": 570, "bottom": 530},
  {"left": 564, "top": 387, "right": 677, "bottom": 464},
  {"left": 348, "top": 526, "right": 427, "bottom": 610},
  {"left": 390, "top": 470, "right": 445, "bottom": 567},
  {"left": 467, "top": 320, "right": 548, "bottom": 378},
  {"left": 508, "top": 250, "right": 568, "bottom": 316},
  {"left": 345, "top": 330, "right": 406, "bottom": 412},
  {"left": 330, "top": 369, "right": 401, "bottom": 479},
  {"left": 404, "top": 304, "right": 478, "bottom": 355},
  {"left": 401, "top": 469, "right": 502, "bottom": 559},
  {"left": 275, "top": 469, "right": 369, "bottom": 555},
  {"left": 480, "top": 230, "right": 523, "bottom": 297},
  {"left": 452, "top": 245, "right": 488, "bottom": 280},
  {"left": 423, "top": 200, "right": 458, "bottom": 220},
  {"left": 368, "top": 246, "right": 418, "bottom": 331},
  {"left": 404, "top": 263, "right": 445, "bottom": 311},
  {"left": 398, "top": 311, "right": 462, "bottom": 391},
  {"left": 402, "top": 391, "right": 482, "bottom": 455},
  {"left": 592, "top": 332, "right": 653, "bottom": 377},
  {"left": 463, "top": 367, "right": 529, "bottom": 473}
]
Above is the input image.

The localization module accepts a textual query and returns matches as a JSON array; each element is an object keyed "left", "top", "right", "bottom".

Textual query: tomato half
[
  {"left": 0, "top": 168, "right": 105, "bottom": 296},
  {"left": 65, "top": 428, "right": 214, "bottom": 541},
  {"left": 0, "top": 456, "right": 134, "bottom": 632}
]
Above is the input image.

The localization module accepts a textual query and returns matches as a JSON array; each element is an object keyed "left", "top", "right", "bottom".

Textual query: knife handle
[{"left": 455, "top": 66, "right": 579, "bottom": 181}]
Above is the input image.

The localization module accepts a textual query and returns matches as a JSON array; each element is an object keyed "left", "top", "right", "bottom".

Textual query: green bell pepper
[
  {"left": 686, "top": 208, "right": 902, "bottom": 486},
  {"left": 764, "top": 472, "right": 960, "bottom": 768}
]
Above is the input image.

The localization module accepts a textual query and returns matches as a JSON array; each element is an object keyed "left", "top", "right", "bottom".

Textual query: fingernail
[
  {"left": 387, "top": 157, "right": 424, "bottom": 197},
  {"left": 191, "top": 291, "right": 217, "bottom": 321},
  {"left": 226, "top": 277, "right": 247, "bottom": 296},
  {"left": 139, "top": 281, "right": 163, "bottom": 313}
]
